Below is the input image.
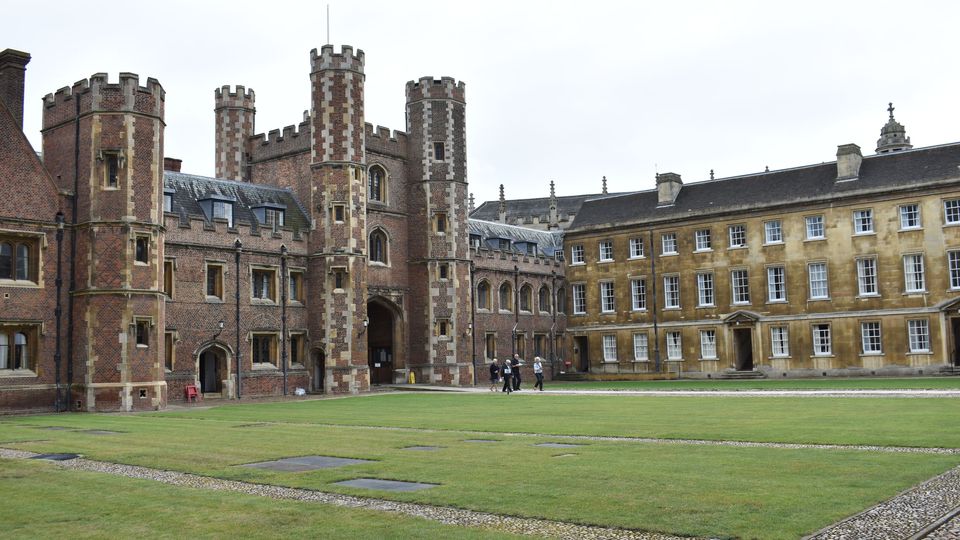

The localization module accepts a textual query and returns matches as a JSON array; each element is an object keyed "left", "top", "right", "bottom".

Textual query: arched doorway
[
  {"left": 368, "top": 300, "right": 395, "bottom": 385},
  {"left": 308, "top": 349, "right": 326, "bottom": 393},
  {"left": 197, "top": 345, "right": 228, "bottom": 395}
]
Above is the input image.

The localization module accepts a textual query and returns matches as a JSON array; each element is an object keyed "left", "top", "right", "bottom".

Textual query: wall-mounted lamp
[{"left": 359, "top": 318, "right": 369, "bottom": 336}]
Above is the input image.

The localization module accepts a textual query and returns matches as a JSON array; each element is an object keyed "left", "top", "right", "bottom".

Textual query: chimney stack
[
  {"left": 836, "top": 144, "right": 862, "bottom": 181},
  {"left": 0, "top": 49, "right": 31, "bottom": 129},
  {"left": 656, "top": 172, "right": 683, "bottom": 207},
  {"left": 163, "top": 157, "right": 182, "bottom": 172}
]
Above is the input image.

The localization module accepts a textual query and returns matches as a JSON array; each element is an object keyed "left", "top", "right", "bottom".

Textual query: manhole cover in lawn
[
  {"left": 403, "top": 446, "right": 442, "bottom": 451},
  {"left": 30, "top": 453, "right": 80, "bottom": 461},
  {"left": 242, "top": 456, "right": 374, "bottom": 472},
  {"left": 463, "top": 439, "right": 499, "bottom": 443},
  {"left": 80, "top": 430, "right": 121, "bottom": 435},
  {"left": 334, "top": 478, "right": 438, "bottom": 492},
  {"left": 535, "top": 442, "right": 583, "bottom": 448}
]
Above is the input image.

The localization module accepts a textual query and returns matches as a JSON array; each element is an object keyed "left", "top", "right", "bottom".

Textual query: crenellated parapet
[
  {"left": 42, "top": 72, "right": 164, "bottom": 129},
  {"left": 214, "top": 85, "right": 255, "bottom": 109},
  {"left": 310, "top": 44, "right": 364, "bottom": 74},
  {"left": 364, "top": 123, "right": 408, "bottom": 158},
  {"left": 249, "top": 117, "right": 311, "bottom": 162},
  {"left": 405, "top": 76, "right": 465, "bottom": 103}
]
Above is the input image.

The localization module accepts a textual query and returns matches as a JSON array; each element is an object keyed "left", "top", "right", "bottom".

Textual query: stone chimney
[
  {"left": 836, "top": 144, "right": 862, "bottom": 181},
  {"left": 163, "top": 157, "right": 182, "bottom": 172},
  {"left": 656, "top": 172, "right": 682, "bottom": 207},
  {"left": 0, "top": 49, "right": 31, "bottom": 129}
]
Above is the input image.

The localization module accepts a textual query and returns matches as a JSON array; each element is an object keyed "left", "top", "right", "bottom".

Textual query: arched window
[
  {"left": 557, "top": 287, "right": 566, "bottom": 314},
  {"left": 519, "top": 284, "right": 532, "bottom": 312},
  {"left": 369, "top": 229, "right": 388, "bottom": 264},
  {"left": 499, "top": 282, "right": 513, "bottom": 312},
  {"left": 539, "top": 286, "right": 551, "bottom": 313},
  {"left": 0, "top": 243, "right": 11, "bottom": 279},
  {"left": 368, "top": 165, "right": 386, "bottom": 203},
  {"left": 477, "top": 281, "right": 490, "bottom": 310}
]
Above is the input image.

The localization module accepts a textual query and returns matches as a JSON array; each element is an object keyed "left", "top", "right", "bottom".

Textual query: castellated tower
[
  {"left": 214, "top": 85, "right": 255, "bottom": 181},
  {"left": 41, "top": 73, "right": 167, "bottom": 411},
  {"left": 405, "top": 76, "right": 472, "bottom": 385},
  {"left": 308, "top": 45, "right": 369, "bottom": 393}
]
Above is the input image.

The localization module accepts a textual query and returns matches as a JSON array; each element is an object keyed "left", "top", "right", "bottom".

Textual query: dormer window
[
  {"left": 469, "top": 234, "right": 482, "bottom": 249},
  {"left": 163, "top": 188, "right": 174, "bottom": 213},
  {"left": 498, "top": 239, "right": 510, "bottom": 251},
  {"left": 265, "top": 209, "right": 284, "bottom": 227},
  {"left": 213, "top": 201, "right": 233, "bottom": 227}
]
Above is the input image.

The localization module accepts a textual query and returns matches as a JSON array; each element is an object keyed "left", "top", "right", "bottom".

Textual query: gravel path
[
  {"left": 804, "top": 465, "right": 960, "bottom": 539},
  {"left": 0, "top": 448, "right": 689, "bottom": 540}
]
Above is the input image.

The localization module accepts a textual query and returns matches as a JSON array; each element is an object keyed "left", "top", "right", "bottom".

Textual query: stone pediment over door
[
  {"left": 723, "top": 310, "right": 761, "bottom": 326},
  {"left": 937, "top": 296, "right": 960, "bottom": 313}
]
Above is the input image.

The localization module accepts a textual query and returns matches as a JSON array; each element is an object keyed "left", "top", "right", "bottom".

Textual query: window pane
[{"left": 15, "top": 244, "right": 29, "bottom": 280}]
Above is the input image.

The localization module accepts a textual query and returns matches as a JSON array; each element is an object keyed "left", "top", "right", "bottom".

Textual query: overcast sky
[{"left": 8, "top": 0, "right": 960, "bottom": 206}]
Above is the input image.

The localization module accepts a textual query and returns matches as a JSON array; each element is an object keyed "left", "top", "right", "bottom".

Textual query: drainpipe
[
  {"left": 550, "top": 269, "right": 557, "bottom": 377},
  {"left": 54, "top": 211, "right": 64, "bottom": 412},
  {"left": 469, "top": 260, "right": 477, "bottom": 386},
  {"left": 649, "top": 230, "right": 661, "bottom": 373},
  {"left": 512, "top": 265, "right": 519, "bottom": 357},
  {"left": 280, "top": 244, "right": 288, "bottom": 396},
  {"left": 234, "top": 238, "right": 242, "bottom": 399}
]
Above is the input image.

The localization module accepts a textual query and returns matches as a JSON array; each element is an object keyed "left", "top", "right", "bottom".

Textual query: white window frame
[
  {"left": 664, "top": 275, "right": 680, "bottom": 309},
  {"left": 764, "top": 220, "right": 783, "bottom": 244},
  {"left": 731, "top": 269, "right": 750, "bottom": 305},
  {"left": 633, "top": 333, "right": 649, "bottom": 361},
  {"left": 572, "top": 283, "right": 586, "bottom": 315},
  {"left": 571, "top": 244, "right": 585, "bottom": 265},
  {"left": 629, "top": 237, "right": 644, "bottom": 259},
  {"left": 856, "top": 257, "right": 879, "bottom": 296},
  {"left": 728, "top": 224, "right": 747, "bottom": 248},
  {"left": 805, "top": 215, "right": 825, "bottom": 240},
  {"left": 699, "top": 329, "right": 717, "bottom": 359},
  {"left": 602, "top": 334, "right": 618, "bottom": 362},
  {"left": 599, "top": 240, "right": 614, "bottom": 262},
  {"left": 666, "top": 331, "right": 682, "bottom": 360},
  {"left": 945, "top": 199, "right": 960, "bottom": 225},
  {"left": 630, "top": 278, "right": 646, "bottom": 311},
  {"left": 861, "top": 321, "right": 882, "bottom": 355},
  {"left": 600, "top": 281, "right": 615, "bottom": 313},
  {"left": 812, "top": 324, "right": 832, "bottom": 356},
  {"left": 661, "top": 232, "right": 678, "bottom": 255},
  {"left": 908, "top": 319, "right": 930, "bottom": 353},
  {"left": 808, "top": 262, "right": 829, "bottom": 300},
  {"left": 766, "top": 266, "right": 786, "bottom": 302},
  {"left": 853, "top": 209, "right": 874, "bottom": 234},
  {"left": 695, "top": 229, "right": 712, "bottom": 251},
  {"left": 949, "top": 250, "right": 960, "bottom": 290},
  {"left": 697, "top": 272, "right": 714, "bottom": 307},
  {"left": 771, "top": 326, "right": 789, "bottom": 358},
  {"left": 903, "top": 254, "right": 926, "bottom": 293},
  {"left": 899, "top": 204, "right": 921, "bottom": 230}
]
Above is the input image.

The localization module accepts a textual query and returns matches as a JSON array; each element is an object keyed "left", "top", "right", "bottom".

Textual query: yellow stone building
[{"left": 564, "top": 108, "right": 960, "bottom": 377}]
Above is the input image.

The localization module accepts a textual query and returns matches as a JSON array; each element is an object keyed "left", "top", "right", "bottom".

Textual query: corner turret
[{"left": 214, "top": 85, "right": 255, "bottom": 181}]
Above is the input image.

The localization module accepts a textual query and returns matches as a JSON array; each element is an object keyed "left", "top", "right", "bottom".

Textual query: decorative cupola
[
  {"left": 656, "top": 172, "right": 682, "bottom": 207},
  {"left": 498, "top": 184, "right": 506, "bottom": 223},
  {"left": 876, "top": 102, "right": 913, "bottom": 154}
]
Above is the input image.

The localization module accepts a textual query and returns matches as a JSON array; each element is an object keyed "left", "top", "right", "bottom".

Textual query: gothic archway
[{"left": 368, "top": 296, "right": 403, "bottom": 384}]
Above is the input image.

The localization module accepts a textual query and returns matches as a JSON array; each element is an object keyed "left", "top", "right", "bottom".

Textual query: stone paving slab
[
  {"left": 30, "top": 453, "right": 80, "bottom": 461},
  {"left": 464, "top": 439, "right": 500, "bottom": 443},
  {"left": 535, "top": 443, "right": 583, "bottom": 448},
  {"left": 242, "top": 455, "right": 373, "bottom": 472},
  {"left": 80, "top": 430, "right": 121, "bottom": 435},
  {"left": 403, "top": 446, "right": 442, "bottom": 451},
  {"left": 334, "top": 478, "right": 438, "bottom": 492}
]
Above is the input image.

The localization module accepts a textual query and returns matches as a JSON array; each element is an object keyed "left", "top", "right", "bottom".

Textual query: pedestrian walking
[
  {"left": 501, "top": 359, "right": 513, "bottom": 393},
  {"left": 489, "top": 358, "right": 500, "bottom": 391},
  {"left": 533, "top": 356, "right": 544, "bottom": 391},
  {"left": 511, "top": 353, "right": 522, "bottom": 391}
]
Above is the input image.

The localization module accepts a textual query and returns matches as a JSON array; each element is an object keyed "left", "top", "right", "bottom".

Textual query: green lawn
[
  {"left": 0, "top": 459, "right": 517, "bottom": 539},
  {"left": 1, "top": 393, "right": 959, "bottom": 539},
  {"left": 160, "top": 392, "right": 960, "bottom": 448},
  {"left": 546, "top": 376, "right": 960, "bottom": 391}
]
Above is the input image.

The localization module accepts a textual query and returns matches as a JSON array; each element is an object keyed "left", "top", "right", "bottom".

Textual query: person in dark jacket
[
  {"left": 511, "top": 354, "right": 522, "bottom": 391},
  {"left": 489, "top": 359, "right": 500, "bottom": 391},
  {"left": 501, "top": 359, "right": 513, "bottom": 393}
]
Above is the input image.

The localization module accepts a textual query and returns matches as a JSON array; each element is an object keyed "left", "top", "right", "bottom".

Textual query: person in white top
[{"left": 533, "top": 356, "right": 544, "bottom": 391}]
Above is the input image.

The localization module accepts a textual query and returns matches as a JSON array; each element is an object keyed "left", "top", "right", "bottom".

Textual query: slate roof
[
  {"left": 471, "top": 192, "right": 631, "bottom": 224},
  {"left": 569, "top": 142, "right": 960, "bottom": 233},
  {"left": 164, "top": 171, "right": 311, "bottom": 232},
  {"left": 468, "top": 219, "right": 564, "bottom": 257}
]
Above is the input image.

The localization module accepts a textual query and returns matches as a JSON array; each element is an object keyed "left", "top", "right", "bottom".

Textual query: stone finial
[
  {"left": 710, "top": 169, "right": 715, "bottom": 180},
  {"left": 888, "top": 102, "right": 895, "bottom": 120},
  {"left": 498, "top": 184, "right": 506, "bottom": 223},
  {"left": 765, "top": 165, "right": 769, "bottom": 172},
  {"left": 602, "top": 175, "right": 608, "bottom": 194},
  {"left": 469, "top": 192, "right": 475, "bottom": 212},
  {"left": 549, "top": 180, "right": 556, "bottom": 199}
]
